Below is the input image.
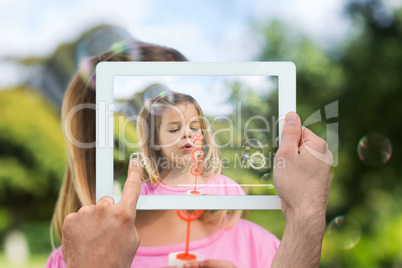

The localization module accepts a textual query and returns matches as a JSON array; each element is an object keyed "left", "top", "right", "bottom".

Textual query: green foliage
[
  {"left": 255, "top": 1, "right": 402, "bottom": 266},
  {"left": 113, "top": 112, "right": 139, "bottom": 192},
  {"left": 0, "top": 87, "right": 66, "bottom": 253}
]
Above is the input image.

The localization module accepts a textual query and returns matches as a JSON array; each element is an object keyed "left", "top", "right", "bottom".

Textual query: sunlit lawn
[
  {"left": 247, "top": 210, "right": 286, "bottom": 240},
  {"left": 0, "top": 253, "right": 50, "bottom": 268}
]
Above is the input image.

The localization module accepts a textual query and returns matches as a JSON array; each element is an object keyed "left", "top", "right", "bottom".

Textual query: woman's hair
[
  {"left": 137, "top": 91, "right": 222, "bottom": 185},
  {"left": 51, "top": 41, "right": 241, "bottom": 248}
]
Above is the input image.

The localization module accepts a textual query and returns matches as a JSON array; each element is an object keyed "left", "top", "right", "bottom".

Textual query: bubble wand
[
  {"left": 176, "top": 210, "right": 203, "bottom": 261},
  {"left": 190, "top": 134, "right": 204, "bottom": 195}
]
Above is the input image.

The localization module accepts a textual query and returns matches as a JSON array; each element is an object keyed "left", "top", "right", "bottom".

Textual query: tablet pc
[{"left": 96, "top": 62, "right": 295, "bottom": 209}]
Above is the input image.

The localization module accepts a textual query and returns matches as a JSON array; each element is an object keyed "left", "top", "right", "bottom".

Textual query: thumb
[{"left": 279, "top": 112, "right": 302, "bottom": 155}]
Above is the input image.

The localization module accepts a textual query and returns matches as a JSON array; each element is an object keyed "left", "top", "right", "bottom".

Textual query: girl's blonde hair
[
  {"left": 51, "top": 42, "right": 242, "bottom": 248},
  {"left": 137, "top": 91, "right": 222, "bottom": 185}
]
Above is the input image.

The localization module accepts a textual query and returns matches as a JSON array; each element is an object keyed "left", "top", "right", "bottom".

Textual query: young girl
[
  {"left": 137, "top": 90, "right": 246, "bottom": 195},
  {"left": 46, "top": 43, "right": 280, "bottom": 268}
]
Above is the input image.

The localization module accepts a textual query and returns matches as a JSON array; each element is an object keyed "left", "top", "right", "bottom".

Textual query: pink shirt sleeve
[{"left": 45, "top": 247, "right": 65, "bottom": 268}]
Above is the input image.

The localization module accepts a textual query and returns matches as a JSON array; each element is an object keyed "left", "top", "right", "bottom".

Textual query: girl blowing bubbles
[{"left": 137, "top": 90, "right": 246, "bottom": 195}]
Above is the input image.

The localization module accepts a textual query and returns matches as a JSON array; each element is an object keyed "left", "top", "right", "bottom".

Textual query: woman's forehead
[{"left": 161, "top": 103, "right": 199, "bottom": 124}]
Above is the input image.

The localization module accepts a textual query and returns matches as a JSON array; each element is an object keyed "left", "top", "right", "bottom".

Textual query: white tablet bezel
[{"left": 96, "top": 62, "right": 295, "bottom": 210}]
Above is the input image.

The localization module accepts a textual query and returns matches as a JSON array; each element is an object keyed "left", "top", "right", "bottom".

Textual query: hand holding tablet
[
  {"left": 96, "top": 62, "right": 296, "bottom": 209},
  {"left": 273, "top": 112, "right": 332, "bottom": 219}
]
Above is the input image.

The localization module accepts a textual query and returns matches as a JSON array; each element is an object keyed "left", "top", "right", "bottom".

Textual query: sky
[
  {"left": 0, "top": 0, "right": 351, "bottom": 61},
  {"left": 1, "top": 0, "right": 401, "bottom": 88},
  {"left": 114, "top": 75, "right": 276, "bottom": 115}
]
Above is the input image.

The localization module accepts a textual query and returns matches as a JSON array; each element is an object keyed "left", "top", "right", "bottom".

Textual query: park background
[{"left": 0, "top": 0, "right": 401, "bottom": 267}]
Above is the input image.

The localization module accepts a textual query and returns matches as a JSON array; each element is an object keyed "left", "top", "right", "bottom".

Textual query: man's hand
[
  {"left": 62, "top": 159, "right": 142, "bottom": 268},
  {"left": 274, "top": 111, "right": 332, "bottom": 219},
  {"left": 272, "top": 112, "right": 332, "bottom": 268}
]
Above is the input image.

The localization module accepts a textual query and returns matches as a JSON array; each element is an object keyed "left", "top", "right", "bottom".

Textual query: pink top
[
  {"left": 46, "top": 219, "right": 280, "bottom": 268},
  {"left": 140, "top": 174, "right": 246, "bottom": 195}
]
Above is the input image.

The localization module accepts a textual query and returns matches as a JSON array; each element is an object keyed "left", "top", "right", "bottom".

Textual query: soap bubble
[
  {"left": 240, "top": 155, "right": 249, "bottom": 168},
  {"left": 357, "top": 133, "right": 392, "bottom": 167},
  {"left": 76, "top": 26, "right": 139, "bottom": 89},
  {"left": 192, "top": 150, "right": 204, "bottom": 160},
  {"left": 143, "top": 84, "right": 173, "bottom": 103},
  {"left": 261, "top": 172, "right": 274, "bottom": 189},
  {"left": 242, "top": 139, "right": 264, "bottom": 156},
  {"left": 143, "top": 84, "right": 174, "bottom": 115},
  {"left": 275, "top": 136, "right": 279, "bottom": 147},
  {"left": 242, "top": 139, "right": 264, "bottom": 169},
  {"left": 76, "top": 26, "right": 138, "bottom": 64},
  {"left": 129, "top": 152, "right": 142, "bottom": 169},
  {"left": 249, "top": 152, "right": 266, "bottom": 169},
  {"left": 130, "top": 152, "right": 138, "bottom": 160},
  {"left": 257, "top": 133, "right": 267, "bottom": 144},
  {"left": 327, "top": 216, "right": 361, "bottom": 250}
]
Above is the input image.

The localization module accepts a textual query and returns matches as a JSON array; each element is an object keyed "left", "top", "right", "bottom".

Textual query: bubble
[
  {"left": 78, "top": 57, "right": 97, "bottom": 88},
  {"left": 192, "top": 150, "right": 204, "bottom": 160},
  {"left": 327, "top": 216, "right": 361, "bottom": 250},
  {"left": 110, "top": 41, "right": 139, "bottom": 58},
  {"left": 130, "top": 152, "right": 138, "bottom": 160},
  {"left": 357, "top": 133, "right": 392, "bottom": 167},
  {"left": 143, "top": 84, "right": 173, "bottom": 103},
  {"left": 261, "top": 173, "right": 274, "bottom": 189},
  {"left": 129, "top": 152, "right": 142, "bottom": 169},
  {"left": 76, "top": 26, "right": 140, "bottom": 89},
  {"left": 242, "top": 139, "right": 264, "bottom": 157},
  {"left": 76, "top": 26, "right": 138, "bottom": 64},
  {"left": 240, "top": 155, "right": 249, "bottom": 168},
  {"left": 108, "top": 103, "right": 116, "bottom": 112},
  {"left": 143, "top": 84, "right": 174, "bottom": 115},
  {"left": 242, "top": 139, "right": 264, "bottom": 169},
  {"left": 275, "top": 136, "right": 279, "bottom": 147},
  {"left": 249, "top": 152, "right": 266, "bottom": 169},
  {"left": 257, "top": 133, "right": 267, "bottom": 144}
]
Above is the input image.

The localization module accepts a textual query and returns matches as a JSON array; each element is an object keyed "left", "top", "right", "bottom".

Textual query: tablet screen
[{"left": 112, "top": 75, "right": 279, "bottom": 196}]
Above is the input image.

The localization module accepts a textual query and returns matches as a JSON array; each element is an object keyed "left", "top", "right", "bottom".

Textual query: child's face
[{"left": 156, "top": 103, "right": 202, "bottom": 167}]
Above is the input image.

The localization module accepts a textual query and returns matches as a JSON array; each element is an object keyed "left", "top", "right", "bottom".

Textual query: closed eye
[{"left": 169, "top": 129, "right": 179, "bottom": 133}]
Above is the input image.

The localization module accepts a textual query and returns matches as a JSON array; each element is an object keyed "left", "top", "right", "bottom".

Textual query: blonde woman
[{"left": 46, "top": 42, "right": 332, "bottom": 267}]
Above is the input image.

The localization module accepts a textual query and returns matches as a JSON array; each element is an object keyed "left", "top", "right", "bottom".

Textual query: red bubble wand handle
[
  {"left": 176, "top": 210, "right": 203, "bottom": 260},
  {"left": 190, "top": 135, "right": 204, "bottom": 195}
]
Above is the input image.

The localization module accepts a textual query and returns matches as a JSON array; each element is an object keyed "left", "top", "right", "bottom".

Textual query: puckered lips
[{"left": 181, "top": 143, "right": 193, "bottom": 152}]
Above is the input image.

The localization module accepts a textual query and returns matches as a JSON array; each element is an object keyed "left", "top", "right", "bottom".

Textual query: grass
[
  {"left": 0, "top": 253, "right": 50, "bottom": 268},
  {"left": 246, "top": 210, "right": 286, "bottom": 240}
]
